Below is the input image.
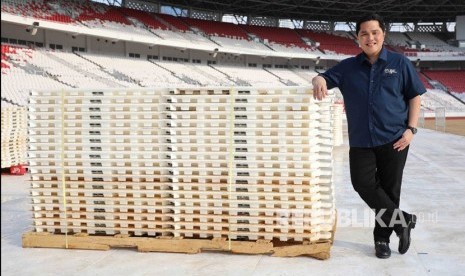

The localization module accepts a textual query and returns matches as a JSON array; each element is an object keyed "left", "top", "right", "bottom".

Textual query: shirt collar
[{"left": 357, "top": 47, "right": 388, "bottom": 64}]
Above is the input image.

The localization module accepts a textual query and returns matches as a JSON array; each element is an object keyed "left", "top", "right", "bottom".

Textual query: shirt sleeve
[
  {"left": 319, "top": 61, "right": 345, "bottom": 90},
  {"left": 402, "top": 57, "right": 427, "bottom": 99}
]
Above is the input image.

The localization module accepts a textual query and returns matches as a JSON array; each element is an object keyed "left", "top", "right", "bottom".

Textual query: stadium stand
[
  {"left": 1, "top": 0, "right": 464, "bottom": 170},
  {"left": 183, "top": 17, "right": 249, "bottom": 39},
  {"left": 241, "top": 24, "right": 317, "bottom": 53},
  {"left": 296, "top": 29, "right": 360, "bottom": 55},
  {"left": 407, "top": 32, "right": 464, "bottom": 52},
  {"left": 120, "top": 7, "right": 168, "bottom": 30},
  {"left": 418, "top": 72, "right": 434, "bottom": 89},
  {"left": 1, "top": 0, "right": 74, "bottom": 24},
  {"left": 423, "top": 70, "right": 465, "bottom": 93},
  {"left": 421, "top": 89, "right": 465, "bottom": 111}
]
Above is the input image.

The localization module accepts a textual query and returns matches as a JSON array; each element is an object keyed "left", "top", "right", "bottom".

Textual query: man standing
[{"left": 312, "top": 14, "right": 426, "bottom": 258}]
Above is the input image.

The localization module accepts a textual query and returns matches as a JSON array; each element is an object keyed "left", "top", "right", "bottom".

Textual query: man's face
[{"left": 357, "top": 20, "right": 385, "bottom": 58}]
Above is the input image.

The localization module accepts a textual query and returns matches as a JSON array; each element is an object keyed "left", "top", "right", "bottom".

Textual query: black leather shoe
[
  {"left": 375, "top": 241, "right": 391, "bottom": 259},
  {"left": 398, "top": 214, "right": 417, "bottom": 254}
]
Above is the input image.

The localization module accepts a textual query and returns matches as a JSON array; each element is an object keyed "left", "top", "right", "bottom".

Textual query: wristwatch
[{"left": 407, "top": 126, "right": 417, "bottom": 134}]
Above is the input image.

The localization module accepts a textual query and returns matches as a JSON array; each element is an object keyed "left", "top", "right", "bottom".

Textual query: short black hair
[{"left": 356, "top": 14, "right": 386, "bottom": 35}]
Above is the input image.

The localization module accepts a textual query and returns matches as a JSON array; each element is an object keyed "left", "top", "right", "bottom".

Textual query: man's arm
[
  {"left": 407, "top": 95, "right": 421, "bottom": 129},
  {"left": 393, "top": 95, "right": 421, "bottom": 151}
]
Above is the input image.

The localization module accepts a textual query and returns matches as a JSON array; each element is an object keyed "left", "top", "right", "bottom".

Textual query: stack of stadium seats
[
  {"left": 28, "top": 87, "right": 335, "bottom": 244},
  {"left": 28, "top": 89, "right": 167, "bottom": 235},
  {"left": 1, "top": 103, "right": 27, "bottom": 168}
]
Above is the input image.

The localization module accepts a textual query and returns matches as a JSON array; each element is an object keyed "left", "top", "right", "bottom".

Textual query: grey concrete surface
[{"left": 2, "top": 128, "right": 464, "bottom": 276}]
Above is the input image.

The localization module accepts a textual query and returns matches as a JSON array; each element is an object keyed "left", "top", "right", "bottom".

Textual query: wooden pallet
[
  {"left": 24, "top": 87, "right": 336, "bottom": 259},
  {"left": 22, "top": 232, "right": 332, "bottom": 260}
]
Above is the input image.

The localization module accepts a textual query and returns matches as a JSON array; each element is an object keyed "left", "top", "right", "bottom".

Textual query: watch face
[{"left": 409, "top": 127, "right": 417, "bottom": 134}]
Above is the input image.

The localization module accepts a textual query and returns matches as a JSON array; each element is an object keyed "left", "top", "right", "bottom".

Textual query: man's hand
[
  {"left": 393, "top": 130, "right": 414, "bottom": 151},
  {"left": 312, "top": 76, "right": 328, "bottom": 101}
]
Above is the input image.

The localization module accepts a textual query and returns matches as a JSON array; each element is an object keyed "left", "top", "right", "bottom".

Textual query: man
[{"left": 312, "top": 14, "right": 426, "bottom": 259}]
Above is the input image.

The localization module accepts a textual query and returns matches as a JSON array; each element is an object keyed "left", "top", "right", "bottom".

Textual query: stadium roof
[{"left": 156, "top": 0, "right": 465, "bottom": 23}]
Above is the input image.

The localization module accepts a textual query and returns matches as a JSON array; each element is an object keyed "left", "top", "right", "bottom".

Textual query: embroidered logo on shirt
[{"left": 384, "top": 68, "right": 397, "bottom": 75}]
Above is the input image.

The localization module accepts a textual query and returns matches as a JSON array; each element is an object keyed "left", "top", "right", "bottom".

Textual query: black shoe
[
  {"left": 398, "top": 214, "right": 417, "bottom": 254},
  {"left": 375, "top": 241, "right": 391, "bottom": 259}
]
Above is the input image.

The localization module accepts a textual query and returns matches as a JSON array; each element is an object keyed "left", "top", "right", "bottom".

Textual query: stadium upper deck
[{"left": 1, "top": 0, "right": 465, "bottom": 62}]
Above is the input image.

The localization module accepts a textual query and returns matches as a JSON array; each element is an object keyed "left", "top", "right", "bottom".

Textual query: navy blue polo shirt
[{"left": 320, "top": 48, "right": 426, "bottom": 148}]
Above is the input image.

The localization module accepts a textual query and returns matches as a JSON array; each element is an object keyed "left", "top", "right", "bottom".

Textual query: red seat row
[{"left": 423, "top": 70, "right": 465, "bottom": 93}]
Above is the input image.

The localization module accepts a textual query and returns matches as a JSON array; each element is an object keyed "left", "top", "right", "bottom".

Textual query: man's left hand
[{"left": 393, "top": 130, "right": 413, "bottom": 151}]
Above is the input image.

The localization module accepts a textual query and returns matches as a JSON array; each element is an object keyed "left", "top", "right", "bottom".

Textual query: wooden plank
[{"left": 22, "top": 232, "right": 331, "bottom": 259}]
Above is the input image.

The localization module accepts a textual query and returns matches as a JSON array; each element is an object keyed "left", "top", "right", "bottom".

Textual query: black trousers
[{"left": 349, "top": 139, "right": 410, "bottom": 243}]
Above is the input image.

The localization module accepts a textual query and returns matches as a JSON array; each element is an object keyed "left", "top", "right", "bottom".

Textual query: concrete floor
[{"left": 2, "top": 128, "right": 465, "bottom": 276}]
